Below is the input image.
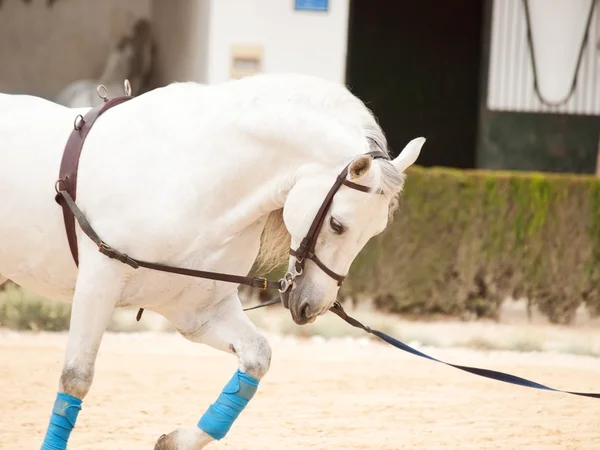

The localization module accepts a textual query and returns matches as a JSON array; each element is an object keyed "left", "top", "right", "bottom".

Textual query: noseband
[{"left": 279, "top": 150, "right": 390, "bottom": 295}]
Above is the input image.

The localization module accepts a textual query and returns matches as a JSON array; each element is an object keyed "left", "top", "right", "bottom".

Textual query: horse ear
[
  {"left": 392, "top": 137, "right": 426, "bottom": 173},
  {"left": 348, "top": 155, "right": 372, "bottom": 180}
]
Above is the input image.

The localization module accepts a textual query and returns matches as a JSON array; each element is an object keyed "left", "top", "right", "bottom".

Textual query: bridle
[
  {"left": 278, "top": 150, "right": 390, "bottom": 298},
  {"left": 53, "top": 83, "right": 600, "bottom": 399}
]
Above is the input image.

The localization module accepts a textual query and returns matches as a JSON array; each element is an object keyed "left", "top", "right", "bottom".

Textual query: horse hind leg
[
  {"left": 154, "top": 292, "right": 272, "bottom": 450},
  {"left": 39, "top": 249, "right": 128, "bottom": 450}
]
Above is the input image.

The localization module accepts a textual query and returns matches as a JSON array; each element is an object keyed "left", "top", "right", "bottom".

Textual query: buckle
[
  {"left": 98, "top": 242, "right": 140, "bottom": 269},
  {"left": 253, "top": 277, "right": 268, "bottom": 290}
]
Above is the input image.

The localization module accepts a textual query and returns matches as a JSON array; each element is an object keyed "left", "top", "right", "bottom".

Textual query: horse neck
[
  {"left": 198, "top": 113, "right": 361, "bottom": 241},
  {"left": 158, "top": 80, "right": 372, "bottom": 251}
]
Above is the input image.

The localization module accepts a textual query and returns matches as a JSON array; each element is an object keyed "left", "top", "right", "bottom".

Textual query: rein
[{"left": 55, "top": 82, "right": 600, "bottom": 400}]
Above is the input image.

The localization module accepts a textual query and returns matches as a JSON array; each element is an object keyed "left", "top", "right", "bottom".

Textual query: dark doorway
[{"left": 346, "top": 1, "right": 484, "bottom": 169}]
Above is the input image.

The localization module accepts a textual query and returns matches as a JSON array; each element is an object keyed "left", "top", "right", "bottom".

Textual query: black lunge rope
[{"left": 245, "top": 298, "right": 600, "bottom": 399}]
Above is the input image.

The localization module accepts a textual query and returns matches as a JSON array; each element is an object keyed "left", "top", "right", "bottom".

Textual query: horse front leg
[
  {"left": 40, "top": 251, "right": 126, "bottom": 450},
  {"left": 155, "top": 292, "right": 272, "bottom": 450}
]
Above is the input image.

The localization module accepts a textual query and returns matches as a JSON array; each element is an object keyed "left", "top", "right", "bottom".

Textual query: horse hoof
[
  {"left": 154, "top": 428, "right": 212, "bottom": 449},
  {"left": 153, "top": 433, "right": 169, "bottom": 450}
]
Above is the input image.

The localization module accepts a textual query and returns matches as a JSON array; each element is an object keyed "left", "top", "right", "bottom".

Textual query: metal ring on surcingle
[
  {"left": 96, "top": 84, "right": 108, "bottom": 102},
  {"left": 123, "top": 79, "right": 132, "bottom": 97},
  {"left": 73, "top": 114, "right": 84, "bottom": 131}
]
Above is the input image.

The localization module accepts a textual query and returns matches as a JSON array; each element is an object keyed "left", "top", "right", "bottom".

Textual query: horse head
[{"left": 280, "top": 137, "right": 425, "bottom": 325}]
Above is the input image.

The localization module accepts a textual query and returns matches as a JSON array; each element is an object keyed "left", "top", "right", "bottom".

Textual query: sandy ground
[{"left": 0, "top": 326, "right": 599, "bottom": 450}]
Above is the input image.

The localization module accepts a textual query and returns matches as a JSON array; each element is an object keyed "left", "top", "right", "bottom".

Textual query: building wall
[
  {"left": 486, "top": 0, "right": 599, "bottom": 115},
  {"left": 0, "top": 0, "right": 150, "bottom": 99},
  {"left": 2, "top": 0, "right": 349, "bottom": 99},
  {"left": 476, "top": 0, "right": 600, "bottom": 174},
  {"left": 151, "top": 0, "right": 350, "bottom": 86},
  {"left": 207, "top": 0, "right": 350, "bottom": 84}
]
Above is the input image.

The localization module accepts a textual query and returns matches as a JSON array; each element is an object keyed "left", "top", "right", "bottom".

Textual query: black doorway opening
[{"left": 345, "top": 1, "right": 485, "bottom": 169}]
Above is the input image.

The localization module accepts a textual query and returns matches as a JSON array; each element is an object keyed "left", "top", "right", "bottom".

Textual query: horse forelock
[{"left": 361, "top": 116, "right": 406, "bottom": 221}]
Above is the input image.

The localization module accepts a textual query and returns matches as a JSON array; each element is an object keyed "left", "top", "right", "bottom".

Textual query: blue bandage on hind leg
[
  {"left": 40, "top": 392, "right": 82, "bottom": 450},
  {"left": 198, "top": 369, "right": 260, "bottom": 440}
]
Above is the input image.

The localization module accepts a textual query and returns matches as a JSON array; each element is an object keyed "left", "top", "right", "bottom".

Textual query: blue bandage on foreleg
[
  {"left": 40, "top": 392, "right": 82, "bottom": 450},
  {"left": 197, "top": 369, "right": 259, "bottom": 440}
]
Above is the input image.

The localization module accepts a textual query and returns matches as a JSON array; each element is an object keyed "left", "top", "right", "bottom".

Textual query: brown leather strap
[
  {"left": 301, "top": 173, "right": 347, "bottom": 257},
  {"left": 290, "top": 248, "right": 345, "bottom": 285},
  {"left": 340, "top": 178, "right": 371, "bottom": 192},
  {"left": 133, "top": 259, "right": 280, "bottom": 290},
  {"left": 289, "top": 150, "right": 390, "bottom": 284},
  {"left": 55, "top": 188, "right": 283, "bottom": 291},
  {"left": 55, "top": 96, "right": 133, "bottom": 266},
  {"left": 302, "top": 150, "right": 388, "bottom": 257}
]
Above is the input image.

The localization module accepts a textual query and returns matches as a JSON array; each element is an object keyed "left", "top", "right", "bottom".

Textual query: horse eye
[{"left": 329, "top": 217, "right": 346, "bottom": 235}]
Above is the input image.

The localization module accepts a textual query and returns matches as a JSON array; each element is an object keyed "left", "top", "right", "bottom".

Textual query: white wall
[
  {"left": 206, "top": 0, "right": 350, "bottom": 84},
  {"left": 151, "top": 0, "right": 350, "bottom": 86},
  {"left": 487, "top": 0, "right": 600, "bottom": 115}
]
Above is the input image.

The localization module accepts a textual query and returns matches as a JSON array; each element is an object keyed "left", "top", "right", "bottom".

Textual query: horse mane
[{"left": 256, "top": 208, "right": 290, "bottom": 273}]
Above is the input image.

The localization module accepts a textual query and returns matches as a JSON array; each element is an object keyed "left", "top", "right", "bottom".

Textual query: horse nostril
[{"left": 300, "top": 301, "right": 310, "bottom": 319}]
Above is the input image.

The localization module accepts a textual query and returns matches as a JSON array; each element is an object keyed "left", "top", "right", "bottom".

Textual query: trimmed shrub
[
  {"left": 0, "top": 281, "right": 71, "bottom": 331},
  {"left": 340, "top": 166, "right": 600, "bottom": 324}
]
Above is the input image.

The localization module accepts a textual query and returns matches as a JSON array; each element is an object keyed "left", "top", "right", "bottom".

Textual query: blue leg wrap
[
  {"left": 197, "top": 369, "right": 260, "bottom": 440},
  {"left": 40, "top": 392, "right": 82, "bottom": 450}
]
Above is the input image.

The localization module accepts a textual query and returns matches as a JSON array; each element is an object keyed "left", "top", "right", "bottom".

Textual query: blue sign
[{"left": 295, "top": 0, "right": 328, "bottom": 12}]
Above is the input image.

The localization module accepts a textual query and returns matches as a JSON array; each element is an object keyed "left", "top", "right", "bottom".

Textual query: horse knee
[
  {"left": 235, "top": 332, "right": 271, "bottom": 379},
  {"left": 60, "top": 362, "right": 94, "bottom": 399}
]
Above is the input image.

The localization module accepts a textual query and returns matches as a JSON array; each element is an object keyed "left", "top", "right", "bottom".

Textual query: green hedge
[
  {"left": 338, "top": 166, "right": 600, "bottom": 324},
  {"left": 0, "top": 281, "right": 71, "bottom": 331}
]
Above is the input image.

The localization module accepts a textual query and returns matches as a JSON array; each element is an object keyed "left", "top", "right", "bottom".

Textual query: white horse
[{"left": 0, "top": 72, "right": 424, "bottom": 449}]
